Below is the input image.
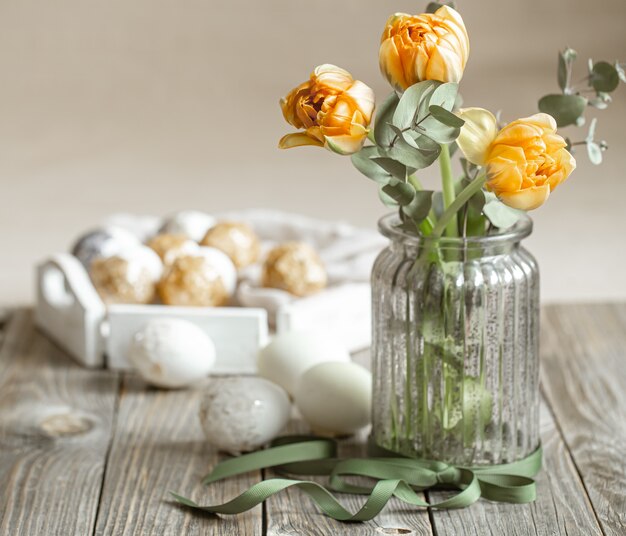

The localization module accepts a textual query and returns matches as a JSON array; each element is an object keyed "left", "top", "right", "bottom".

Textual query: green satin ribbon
[{"left": 171, "top": 435, "right": 542, "bottom": 522}]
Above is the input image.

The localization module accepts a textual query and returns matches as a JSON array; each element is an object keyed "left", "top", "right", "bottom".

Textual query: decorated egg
[
  {"left": 294, "top": 361, "right": 371, "bottom": 436},
  {"left": 198, "top": 377, "right": 291, "bottom": 454},
  {"left": 71, "top": 226, "right": 140, "bottom": 269},
  {"left": 201, "top": 221, "right": 260, "bottom": 269},
  {"left": 257, "top": 331, "right": 351, "bottom": 397},
  {"left": 261, "top": 242, "right": 327, "bottom": 297},
  {"left": 157, "top": 247, "right": 236, "bottom": 307},
  {"left": 128, "top": 318, "right": 216, "bottom": 388},
  {"left": 147, "top": 233, "right": 199, "bottom": 266},
  {"left": 159, "top": 210, "right": 216, "bottom": 242},
  {"left": 89, "top": 245, "right": 163, "bottom": 304}
]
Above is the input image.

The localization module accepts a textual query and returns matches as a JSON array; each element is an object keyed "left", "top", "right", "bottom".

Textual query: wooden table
[{"left": 0, "top": 304, "right": 625, "bottom": 535}]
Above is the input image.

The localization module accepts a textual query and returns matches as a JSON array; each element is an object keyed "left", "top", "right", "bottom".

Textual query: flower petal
[
  {"left": 278, "top": 133, "right": 324, "bottom": 150},
  {"left": 324, "top": 134, "right": 366, "bottom": 155},
  {"left": 498, "top": 184, "right": 551, "bottom": 211},
  {"left": 456, "top": 107, "right": 498, "bottom": 166}
]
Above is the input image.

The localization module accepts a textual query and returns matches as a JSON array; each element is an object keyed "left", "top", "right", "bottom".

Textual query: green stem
[
  {"left": 439, "top": 144, "right": 457, "bottom": 238},
  {"left": 432, "top": 173, "right": 487, "bottom": 238}
]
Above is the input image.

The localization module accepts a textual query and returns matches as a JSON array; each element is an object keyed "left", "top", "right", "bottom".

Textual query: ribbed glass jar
[{"left": 371, "top": 214, "right": 540, "bottom": 465}]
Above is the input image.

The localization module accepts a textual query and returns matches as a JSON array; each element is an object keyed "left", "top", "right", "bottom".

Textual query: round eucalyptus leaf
[
  {"left": 374, "top": 92, "right": 399, "bottom": 147},
  {"left": 587, "top": 141, "right": 603, "bottom": 165},
  {"left": 382, "top": 178, "right": 415, "bottom": 206},
  {"left": 590, "top": 61, "right": 620, "bottom": 93},
  {"left": 429, "top": 104, "right": 465, "bottom": 128},
  {"left": 538, "top": 94, "right": 587, "bottom": 127}
]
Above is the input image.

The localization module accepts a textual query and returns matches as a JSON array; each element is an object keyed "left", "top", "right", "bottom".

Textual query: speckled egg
[
  {"left": 157, "top": 247, "right": 236, "bottom": 307},
  {"left": 261, "top": 242, "right": 327, "bottom": 297},
  {"left": 147, "top": 233, "right": 199, "bottom": 266},
  {"left": 89, "top": 245, "right": 163, "bottom": 304},
  {"left": 198, "top": 377, "right": 291, "bottom": 454},
  {"left": 201, "top": 221, "right": 260, "bottom": 269}
]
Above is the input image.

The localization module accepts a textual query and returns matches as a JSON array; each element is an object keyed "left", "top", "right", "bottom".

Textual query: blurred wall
[{"left": 0, "top": 0, "right": 625, "bottom": 305}]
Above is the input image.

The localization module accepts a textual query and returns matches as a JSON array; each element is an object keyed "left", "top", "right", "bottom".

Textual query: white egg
[
  {"left": 198, "top": 377, "right": 291, "bottom": 454},
  {"left": 71, "top": 226, "right": 141, "bottom": 269},
  {"left": 128, "top": 318, "right": 216, "bottom": 388},
  {"left": 257, "top": 331, "right": 351, "bottom": 397},
  {"left": 195, "top": 246, "right": 237, "bottom": 294},
  {"left": 294, "top": 361, "right": 372, "bottom": 436},
  {"left": 160, "top": 210, "right": 216, "bottom": 242},
  {"left": 117, "top": 245, "right": 164, "bottom": 282}
]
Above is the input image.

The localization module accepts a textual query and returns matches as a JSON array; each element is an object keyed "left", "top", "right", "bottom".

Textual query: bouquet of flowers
[{"left": 278, "top": 1, "right": 624, "bottom": 239}]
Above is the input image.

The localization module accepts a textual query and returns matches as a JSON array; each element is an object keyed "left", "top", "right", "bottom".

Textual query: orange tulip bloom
[
  {"left": 379, "top": 5, "right": 469, "bottom": 92},
  {"left": 279, "top": 65, "right": 375, "bottom": 155}
]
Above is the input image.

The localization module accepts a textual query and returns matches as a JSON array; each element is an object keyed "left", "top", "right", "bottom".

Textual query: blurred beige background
[{"left": 0, "top": 0, "right": 625, "bottom": 305}]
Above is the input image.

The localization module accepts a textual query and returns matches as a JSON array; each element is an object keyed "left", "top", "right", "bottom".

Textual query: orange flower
[
  {"left": 456, "top": 108, "right": 576, "bottom": 210},
  {"left": 379, "top": 5, "right": 469, "bottom": 92},
  {"left": 279, "top": 64, "right": 375, "bottom": 155}
]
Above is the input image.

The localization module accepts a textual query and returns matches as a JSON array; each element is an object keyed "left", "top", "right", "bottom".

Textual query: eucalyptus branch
[{"left": 432, "top": 173, "right": 487, "bottom": 238}]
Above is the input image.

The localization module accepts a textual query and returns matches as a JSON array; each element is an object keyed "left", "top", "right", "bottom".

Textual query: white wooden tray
[{"left": 34, "top": 210, "right": 383, "bottom": 372}]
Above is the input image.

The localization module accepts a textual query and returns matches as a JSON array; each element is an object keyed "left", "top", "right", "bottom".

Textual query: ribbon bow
[{"left": 172, "top": 435, "right": 542, "bottom": 522}]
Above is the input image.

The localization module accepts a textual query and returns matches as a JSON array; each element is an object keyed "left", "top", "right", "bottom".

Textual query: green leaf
[
  {"left": 538, "top": 94, "right": 587, "bottom": 127},
  {"left": 351, "top": 146, "right": 390, "bottom": 184},
  {"left": 587, "top": 141, "right": 603, "bottom": 165},
  {"left": 429, "top": 105, "right": 465, "bottom": 128},
  {"left": 425, "top": 1, "right": 455, "bottom": 13},
  {"left": 562, "top": 48, "right": 577, "bottom": 62},
  {"left": 374, "top": 92, "right": 400, "bottom": 147},
  {"left": 393, "top": 80, "right": 439, "bottom": 130},
  {"left": 428, "top": 82, "right": 459, "bottom": 111},
  {"left": 387, "top": 136, "right": 437, "bottom": 170},
  {"left": 460, "top": 157, "right": 478, "bottom": 179},
  {"left": 448, "top": 140, "right": 459, "bottom": 157},
  {"left": 382, "top": 178, "right": 415, "bottom": 206},
  {"left": 402, "top": 190, "right": 434, "bottom": 223},
  {"left": 371, "top": 157, "right": 410, "bottom": 181},
  {"left": 483, "top": 197, "right": 524, "bottom": 229},
  {"left": 586, "top": 118, "right": 597, "bottom": 143},
  {"left": 419, "top": 122, "right": 460, "bottom": 144},
  {"left": 590, "top": 61, "right": 620, "bottom": 93},
  {"left": 588, "top": 97, "right": 609, "bottom": 110},
  {"left": 468, "top": 188, "right": 486, "bottom": 214},
  {"left": 558, "top": 51, "right": 568, "bottom": 92},
  {"left": 378, "top": 185, "right": 398, "bottom": 207},
  {"left": 415, "top": 83, "right": 461, "bottom": 143}
]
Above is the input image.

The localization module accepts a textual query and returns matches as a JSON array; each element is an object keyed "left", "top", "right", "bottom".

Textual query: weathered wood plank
[
  {"left": 429, "top": 398, "right": 603, "bottom": 535},
  {"left": 541, "top": 303, "right": 626, "bottom": 536},
  {"left": 264, "top": 419, "right": 433, "bottom": 536},
  {"left": 0, "top": 309, "right": 119, "bottom": 536},
  {"left": 93, "top": 375, "right": 263, "bottom": 536}
]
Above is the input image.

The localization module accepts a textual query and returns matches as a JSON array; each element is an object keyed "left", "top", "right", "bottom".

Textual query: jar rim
[{"left": 378, "top": 212, "right": 533, "bottom": 247}]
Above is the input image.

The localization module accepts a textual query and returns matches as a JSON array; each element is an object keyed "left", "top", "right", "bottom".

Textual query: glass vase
[{"left": 371, "top": 213, "right": 540, "bottom": 465}]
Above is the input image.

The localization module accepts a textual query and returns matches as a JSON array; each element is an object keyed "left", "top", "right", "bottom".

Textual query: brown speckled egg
[
  {"left": 201, "top": 221, "right": 260, "bottom": 269},
  {"left": 261, "top": 242, "right": 327, "bottom": 297}
]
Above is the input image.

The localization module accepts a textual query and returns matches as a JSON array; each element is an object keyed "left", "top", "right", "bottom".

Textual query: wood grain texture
[
  {"left": 541, "top": 303, "right": 626, "bottom": 536},
  {"left": 429, "top": 399, "right": 603, "bottom": 535},
  {"left": 264, "top": 420, "right": 433, "bottom": 536},
  {"left": 0, "top": 309, "right": 119, "bottom": 536},
  {"left": 93, "top": 374, "right": 263, "bottom": 536}
]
